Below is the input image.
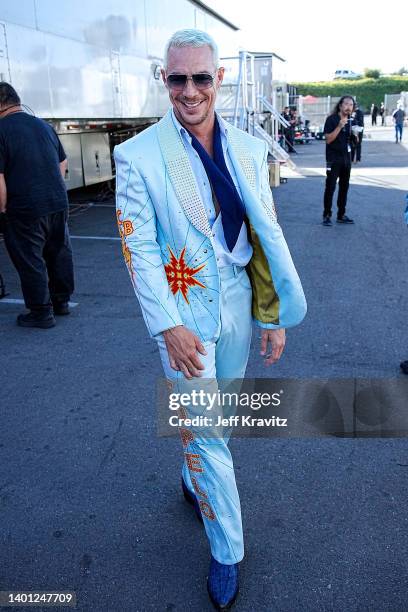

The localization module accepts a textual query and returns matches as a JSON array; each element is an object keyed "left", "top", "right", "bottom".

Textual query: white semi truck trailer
[
  {"left": 0, "top": 0, "right": 241, "bottom": 190},
  {"left": 0, "top": 1, "right": 292, "bottom": 190}
]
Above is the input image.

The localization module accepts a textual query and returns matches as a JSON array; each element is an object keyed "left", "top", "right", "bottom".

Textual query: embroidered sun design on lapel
[{"left": 164, "top": 246, "right": 206, "bottom": 303}]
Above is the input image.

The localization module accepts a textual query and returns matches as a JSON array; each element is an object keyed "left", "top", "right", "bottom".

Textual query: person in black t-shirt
[
  {"left": 322, "top": 95, "right": 356, "bottom": 227},
  {"left": 351, "top": 104, "right": 364, "bottom": 163},
  {"left": 0, "top": 82, "right": 74, "bottom": 328},
  {"left": 371, "top": 103, "right": 378, "bottom": 126},
  {"left": 379, "top": 102, "right": 385, "bottom": 126},
  {"left": 283, "top": 106, "right": 296, "bottom": 153}
]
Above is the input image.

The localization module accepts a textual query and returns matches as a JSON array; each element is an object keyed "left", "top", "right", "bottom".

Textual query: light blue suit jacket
[{"left": 114, "top": 110, "right": 306, "bottom": 341}]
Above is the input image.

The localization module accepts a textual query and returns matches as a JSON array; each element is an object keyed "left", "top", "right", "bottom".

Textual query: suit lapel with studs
[{"left": 157, "top": 110, "right": 212, "bottom": 239}]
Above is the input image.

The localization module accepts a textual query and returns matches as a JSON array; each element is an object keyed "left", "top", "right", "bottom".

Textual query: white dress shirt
[{"left": 171, "top": 110, "right": 253, "bottom": 268}]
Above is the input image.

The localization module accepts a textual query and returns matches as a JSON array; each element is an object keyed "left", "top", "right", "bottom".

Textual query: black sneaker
[
  {"left": 17, "top": 311, "right": 56, "bottom": 329},
  {"left": 337, "top": 215, "right": 355, "bottom": 224},
  {"left": 400, "top": 361, "right": 408, "bottom": 375},
  {"left": 53, "top": 301, "right": 70, "bottom": 316},
  {"left": 322, "top": 216, "right": 332, "bottom": 226}
]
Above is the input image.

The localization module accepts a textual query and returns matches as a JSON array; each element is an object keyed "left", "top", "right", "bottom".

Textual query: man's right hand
[
  {"left": 338, "top": 116, "right": 348, "bottom": 128},
  {"left": 163, "top": 325, "right": 207, "bottom": 379}
]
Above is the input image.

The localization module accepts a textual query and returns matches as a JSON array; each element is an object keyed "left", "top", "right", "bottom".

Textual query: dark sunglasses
[{"left": 166, "top": 73, "right": 215, "bottom": 90}]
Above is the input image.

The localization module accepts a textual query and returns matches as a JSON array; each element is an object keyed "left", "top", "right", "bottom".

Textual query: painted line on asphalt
[
  {"left": 294, "top": 167, "right": 408, "bottom": 176},
  {"left": 70, "top": 203, "right": 115, "bottom": 208},
  {"left": 70, "top": 235, "right": 120, "bottom": 241},
  {"left": 0, "top": 298, "right": 79, "bottom": 307},
  {"left": 284, "top": 167, "right": 408, "bottom": 184}
]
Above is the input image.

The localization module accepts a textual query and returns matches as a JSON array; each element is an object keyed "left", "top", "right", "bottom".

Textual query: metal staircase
[
  {"left": 218, "top": 50, "right": 296, "bottom": 170},
  {"left": 253, "top": 123, "right": 295, "bottom": 168},
  {"left": 255, "top": 96, "right": 296, "bottom": 169}
]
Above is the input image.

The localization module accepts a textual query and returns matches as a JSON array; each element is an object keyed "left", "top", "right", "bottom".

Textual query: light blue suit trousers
[{"left": 157, "top": 265, "right": 252, "bottom": 564}]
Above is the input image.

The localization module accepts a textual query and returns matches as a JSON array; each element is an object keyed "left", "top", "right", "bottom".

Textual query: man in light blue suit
[{"left": 115, "top": 29, "right": 306, "bottom": 610}]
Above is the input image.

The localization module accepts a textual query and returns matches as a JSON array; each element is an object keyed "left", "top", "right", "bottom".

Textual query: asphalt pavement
[{"left": 1, "top": 125, "right": 408, "bottom": 612}]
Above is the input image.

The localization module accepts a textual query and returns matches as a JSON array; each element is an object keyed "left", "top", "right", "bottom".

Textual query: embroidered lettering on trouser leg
[
  {"left": 191, "top": 476, "right": 207, "bottom": 498},
  {"left": 185, "top": 452, "right": 203, "bottom": 473},
  {"left": 199, "top": 500, "right": 216, "bottom": 520},
  {"left": 180, "top": 427, "right": 195, "bottom": 448}
]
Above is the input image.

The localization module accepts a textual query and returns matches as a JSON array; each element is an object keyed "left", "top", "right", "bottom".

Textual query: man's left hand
[
  {"left": 260, "top": 328, "right": 286, "bottom": 366},
  {"left": 0, "top": 173, "right": 7, "bottom": 213}
]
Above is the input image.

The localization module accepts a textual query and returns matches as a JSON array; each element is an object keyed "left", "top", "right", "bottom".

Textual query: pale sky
[{"left": 206, "top": 0, "right": 408, "bottom": 82}]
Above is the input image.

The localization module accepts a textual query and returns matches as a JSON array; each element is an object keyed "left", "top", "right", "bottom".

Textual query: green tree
[{"left": 364, "top": 68, "right": 381, "bottom": 79}]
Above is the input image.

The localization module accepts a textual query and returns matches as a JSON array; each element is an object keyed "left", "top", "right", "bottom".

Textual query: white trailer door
[
  {"left": 0, "top": 23, "right": 11, "bottom": 82},
  {"left": 110, "top": 51, "right": 122, "bottom": 118}
]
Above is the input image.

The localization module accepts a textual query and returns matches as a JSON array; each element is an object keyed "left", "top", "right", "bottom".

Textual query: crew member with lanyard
[{"left": 322, "top": 95, "right": 356, "bottom": 226}]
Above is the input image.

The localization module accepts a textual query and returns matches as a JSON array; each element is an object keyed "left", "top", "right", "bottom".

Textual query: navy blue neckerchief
[{"left": 188, "top": 116, "right": 245, "bottom": 252}]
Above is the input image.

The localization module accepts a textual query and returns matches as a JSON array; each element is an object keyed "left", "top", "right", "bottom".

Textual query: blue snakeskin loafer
[{"left": 207, "top": 555, "right": 239, "bottom": 610}]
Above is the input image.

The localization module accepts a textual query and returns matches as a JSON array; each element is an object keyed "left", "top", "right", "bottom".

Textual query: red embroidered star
[{"left": 164, "top": 246, "right": 206, "bottom": 303}]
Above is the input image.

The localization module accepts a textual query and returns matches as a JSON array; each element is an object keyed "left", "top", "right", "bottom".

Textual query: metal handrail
[
  {"left": 258, "top": 95, "right": 290, "bottom": 128},
  {"left": 220, "top": 53, "right": 295, "bottom": 168}
]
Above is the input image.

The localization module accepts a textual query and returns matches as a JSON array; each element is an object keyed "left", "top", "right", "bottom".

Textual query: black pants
[
  {"left": 323, "top": 160, "right": 351, "bottom": 218},
  {"left": 351, "top": 132, "right": 363, "bottom": 161},
  {"left": 285, "top": 128, "right": 295, "bottom": 152},
  {"left": 3, "top": 209, "right": 74, "bottom": 312}
]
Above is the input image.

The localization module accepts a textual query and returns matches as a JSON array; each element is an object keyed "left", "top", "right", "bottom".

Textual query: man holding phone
[{"left": 322, "top": 95, "right": 356, "bottom": 226}]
